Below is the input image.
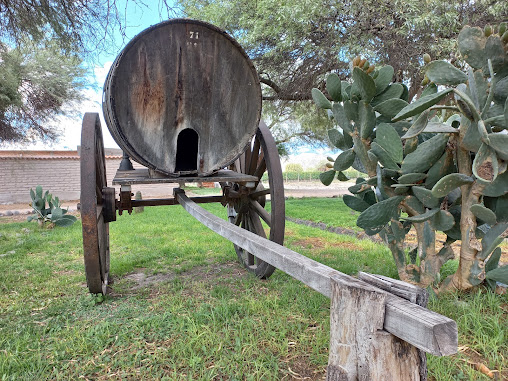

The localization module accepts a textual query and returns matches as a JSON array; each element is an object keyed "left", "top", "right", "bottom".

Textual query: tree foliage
[
  {"left": 0, "top": 41, "right": 87, "bottom": 144},
  {"left": 0, "top": 0, "right": 177, "bottom": 145},
  {"left": 1, "top": 0, "right": 154, "bottom": 58},
  {"left": 285, "top": 163, "right": 304, "bottom": 172},
  {"left": 179, "top": 0, "right": 507, "bottom": 148},
  {"left": 180, "top": 0, "right": 506, "bottom": 100},
  {"left": 263, "top": 101, "right": 333, "bottom": 152}
]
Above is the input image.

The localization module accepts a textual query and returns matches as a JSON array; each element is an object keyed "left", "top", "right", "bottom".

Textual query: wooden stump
[
  {"left": 327, "top": 275, "right": 421, "bottom": 381},
  {"left": 134, "top": 191, "right": 144, "bottom": 213}
]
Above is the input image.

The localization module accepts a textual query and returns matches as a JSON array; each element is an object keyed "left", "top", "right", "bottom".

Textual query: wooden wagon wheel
[
  {"left": 227, "top": 121, "right": 285, "bottom": 278},
  {"left": 80, "top": 113, "right": 113, "bottom": 295}
]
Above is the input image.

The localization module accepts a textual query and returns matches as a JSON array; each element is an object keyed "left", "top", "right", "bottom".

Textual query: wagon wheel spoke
[
  {"left": 248, "top": 208, "right": 267, "bottom": 239},
  {"left": 248, "top": 136, "right": 261, "bottom": 175},
  {"left": 248, "top": 210, "right": 267, "bottom": 267},
  {"left": 233, "top": 209, "right": 244, "bottom": 226},
  {"left": 249, "top": 188, "right": 271, "bottom": 199},
  {"left": 227, "top": 120, "right": 285, "bottom": 279},
  {"left": 81, "top": 112, "right": 113, "bottom": 295},
  {"left": 250, "top": 200, "right": 271, "bottom": 226},
  {"left": 243, "top": 143, "right": 251, "bottom": 175},
  {"left": 253, "top": 151, "right": 266, "bottom": 180},
  {"left": 239, "top": 212, "right": 254, "bottom": 266}
]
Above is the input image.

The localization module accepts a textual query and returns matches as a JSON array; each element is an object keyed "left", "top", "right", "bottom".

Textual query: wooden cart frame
[{"left": 80, "top": 112, "right": 285, "bottom": 295}]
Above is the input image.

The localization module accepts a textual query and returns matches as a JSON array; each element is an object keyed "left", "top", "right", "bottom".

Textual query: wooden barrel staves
[{"left": 103, "top": 19, "right": 262, "bottom": 176}]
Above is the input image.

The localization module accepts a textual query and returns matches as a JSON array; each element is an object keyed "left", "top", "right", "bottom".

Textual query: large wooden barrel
[{"left": 103, "top": 19, "right": 262, "bottom": 176}]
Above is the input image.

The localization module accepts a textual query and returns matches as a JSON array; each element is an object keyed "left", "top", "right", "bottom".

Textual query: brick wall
[{"left": 0, "top": 154, "right": 181, "bottom": 204}]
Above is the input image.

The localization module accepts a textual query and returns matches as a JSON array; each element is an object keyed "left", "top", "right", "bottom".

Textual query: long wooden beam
[{"left": 174, "top": 189, "right": 457, "bottom": 356}]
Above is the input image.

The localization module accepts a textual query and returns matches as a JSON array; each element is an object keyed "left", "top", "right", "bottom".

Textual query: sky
[{"left": 5, "top": 2, "right": 335, "bottom": 169}]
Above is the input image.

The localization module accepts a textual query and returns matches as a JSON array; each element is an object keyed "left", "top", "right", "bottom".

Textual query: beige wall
[{"left": 0, "top": 157, "right": 181, "bottom": 204}]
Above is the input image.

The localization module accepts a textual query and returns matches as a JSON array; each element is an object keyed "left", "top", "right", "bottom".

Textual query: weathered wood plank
[
  {"left": 174, "top": 190, "right": 457, "bottom": 356},
  {"left": 358, "top": 272, "right": 429, "bottom": 380},
  {"left": 327, "top": 276, "right": 420, "bottom": 380},
  {"left": 113, "top": 169, "right": 257, "bottom": 185},
  {"left": 358, "top": 272, "right": 429, "bottom": 305}
]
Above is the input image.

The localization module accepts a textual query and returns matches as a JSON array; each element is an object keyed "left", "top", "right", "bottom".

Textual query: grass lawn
[
  {"left": 285, "top": 197, "right": 360, "bottom": 231},
  {"left": 0, "top": 198, "right": 506, "bottom": 380}
]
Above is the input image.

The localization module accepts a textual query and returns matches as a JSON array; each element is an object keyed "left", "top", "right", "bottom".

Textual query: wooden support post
[
  {"left": 327, "top": 275, "right": 421, "bottom": 381},
  {"left": 358, "top": 272, "right": 429, "bottom": 381}
]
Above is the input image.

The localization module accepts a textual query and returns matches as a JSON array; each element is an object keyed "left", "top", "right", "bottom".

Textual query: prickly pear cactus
[{"left": 312, "top": 24, "right": 508, "bottom": 292}]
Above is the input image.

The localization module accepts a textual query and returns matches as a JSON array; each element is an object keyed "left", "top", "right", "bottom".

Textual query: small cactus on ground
[
  {"left": 28, "top": 185, "right": 77, "bottom": 227},
  {"left": 312, "top": 24, "right": 508, "bottom": 292}
]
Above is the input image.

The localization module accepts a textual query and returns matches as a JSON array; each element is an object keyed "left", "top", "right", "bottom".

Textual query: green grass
[
  {"left": 0, "top": 199, "right": 506, "bottom": 380},
  {"left": 182, "top": 185, "right": 222, "bottom": 195},
  {"left": 285, "top": 197, "right": 360, "bottom": 230}
]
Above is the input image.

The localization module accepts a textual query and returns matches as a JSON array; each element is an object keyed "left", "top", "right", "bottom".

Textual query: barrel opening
[{"left": 175, "top": 128, "right": 199, "bottom": 172}]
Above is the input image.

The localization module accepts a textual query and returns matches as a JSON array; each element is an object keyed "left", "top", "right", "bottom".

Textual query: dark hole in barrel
[{"left": 175, "top": 128, "right": 199, "bottom": 172}]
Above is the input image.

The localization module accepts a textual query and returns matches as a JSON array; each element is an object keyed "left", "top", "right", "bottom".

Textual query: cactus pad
[
  {"left": 343, "top": 194, "right": 371, "bottom": 212},
  {"left": 420, "top": 83, "right": 438, "bottom": 97},
  {"left": 458, "top": 26, "right": 486, "bottom": 69},
  {"left": 404, "top": 195, "right": 426, "bottom": 214},
  {"left": 337, "top": 171, "right": 349, "bottom": 181},
  {"left": 424, "top": 150, "right": 456, "bottom": 188},
  {"left": 431, "top": 173, "right": 474, "bottom": 197},
  {"left": 356, "top": 196, "right": 404, "bottom": 229},
  {"left": 461, "top": 120, "right": 482, "bottom": 152},
  {"left": 406, "top": 208, "right": 440, "bottom": 223},
  {"left": 483, "top": 170, "right": 508, "bottom": 197},
  {"left": 398, "top": 173, "right": 427, "bottom": 184},
  {"left": 480, "top": 222, "right": 508, "bottom": 260},
  {"left": 326, "top": 73, "right": 342, "bottom": 102},
  {"left": 484, "top": 35, "right": 507, "bottom": 72},
  {"left": 375, "top": 123, "right": 403, "bottom": 163},
  {"left": 348, "top": 182, "right": 370, "bottom": 194},
  {"left": 370, "top": 142, "right": 399, "bottom": 170},
  {"left": 494, "top": 195, "right": 508, "bottom": 222},
  {"left": 401, "top": 111, "right": 430, "bottom": 139},
  {"left": 374, "top": 98, "right": 409, "bottom": 119},
  {"left": 425, "top": 60, "right": 467, "bottom": 85},
  {"left": 412, "top": 186, "right": 440, "bottom": 208},
  {"left": 328, "top": 129, "right": 347, "bottom": 150},
  {"left": 358, "top": 101, "right": 376, "bottom": 139},
  {"left": 374, "top": 65, "right": 394, "bottom": 95},
  {"left": 431, "top": 210, "right": 455, "bottom": 231},
  {"left": 422, "top": 122, "right": 458, "bottom": 134},
  {"left": 470, "top": 204, "right": 497, "bottom": 225},
  {"left": 403, "top": 137, "right": 418, "bottom": 156},
  {"left": 312, "top": 88, "right": 332, "bottom": 109},
  {"left": 332, "top": 104, "right": 351, "bottom": 132},
  {"left": 334, "top": 149, "right": 356, "bottom": 171},
  {"left": 352, "top": 67, "right": 376, "bottom": 102},
  {"left": 485, "top": 247, "right": 508, "bottom": 290},
  {"left": 371, "top": 83, "right": 405, "bottom": 107},
  {"left": 319, "top": 170, "right": 336, "bottom": 186},
  {"left": 392, "top": 89, "right": 453, "bottom": 122},
  {"left": 343, "top": 100, "right": 358, "bottom": 121},
  {"left": 401, "top": 133, "right": 449, "bottom": 174},
  {"left": 486, "top": 247, "right": 502, "bottom": 274},
  {"left": 473, "top": 143, "right": 499, "bottom": 183},
  {"left": 488, "top": 133, "right": 508, "bottom": 161}
]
